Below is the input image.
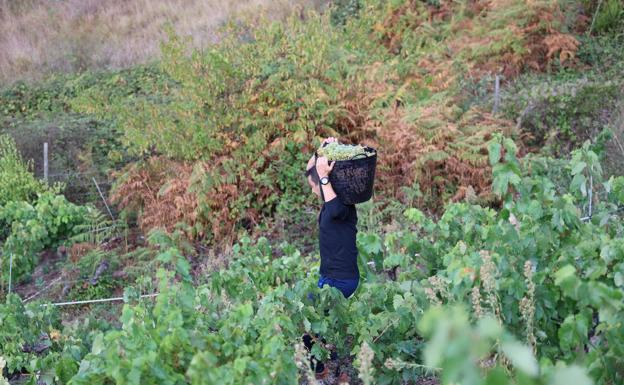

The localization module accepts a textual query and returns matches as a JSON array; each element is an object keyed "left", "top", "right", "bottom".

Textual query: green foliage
[
  {"left": 1, "top": 2, "right": 623, "bottom": 384},
  {"left": 577, "top": 32, "right": 624, "bottom": 72},
  {"left": 0, "top": 65, "right": 174, "bottom": 202},
  {"left": 394, "top": 141, "right": 624, "bottom": 384},
  {"left": 0, "top": 134, "right": 48, "bottom": 206},
  {"left": 76, "top": 13, "right": 376, "bottom": 242},
  {"left": 70, "top": 206, "right": 127, "bottom": 245},
  {"left": 6, "top": 136, "right": 624, "bottom": 383},
  {"left": 0, "top": 293, "right": 111, "bottom": 384},
  {"left": 500, "top": 30, "right": 624, "bottom": 166},
  {"left": 501, "top": 74, "right": 623, "bottom": 154},
  {"left": 0, "top": 192, "right": 90, "bottom": 287},
  {"left": 65, "top": 248, "right": 123, "bottom": 302},
  {"left": 488, "top": 133, "right": 521, "bottom": 198},
  {"left": 69, "top": 242, "right": 313, "bottom": 385},
  {"left": 591, "top": 0, "right": 624, "bottom": 34},
  {"left": 0, "top": 294, "right": 72, "bottom": 382},
  {"left": 417, "top": 306, "right": 594, "bottom": 385},
  {"left": 65, "top": 137, "right": 624, "bottom": 383},
  {"left": 73, "top": 17, "right": 357, "bottom": 162},
  {"left": 0, "top": 65, "right": 174, "bottom": 120},
  {"left": 330, "top": 0, "right": 362, "bottom": 26},
  {"left": 64, "top": 139, "right": 624, "bottom": 384}
]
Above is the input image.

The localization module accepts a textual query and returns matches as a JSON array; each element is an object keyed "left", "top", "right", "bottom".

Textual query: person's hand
[
  {"left": 320, "top": 137, "right": 338, "bottom": 148},
  {"left": 316, "top": 156, "right": 334, "bottom": 178}
]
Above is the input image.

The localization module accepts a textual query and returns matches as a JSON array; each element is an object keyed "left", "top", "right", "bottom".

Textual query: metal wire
[
  {"left": 93, "top": 177, "right": 115, "bottom": 221},
  {"left": 41, "top": 293, "right": 158, "bottom": 307},
  {"left": 46, "top": 166, "right": 127, "bottom": 178},
  {"left": 24, "top": 274, "right": 123, "bottom": 303}
]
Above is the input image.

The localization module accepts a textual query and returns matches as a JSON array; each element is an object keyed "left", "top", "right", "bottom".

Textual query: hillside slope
[
  {"left": 0, "top": 1, "right": 623, "bottom": 384},
  {"left": 0, "top": 0, "right": 327, "bottom": 85}
]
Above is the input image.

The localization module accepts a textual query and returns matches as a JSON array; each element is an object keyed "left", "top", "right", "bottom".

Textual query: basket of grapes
[{"left": 317, "top": 142, "right": 377, "bottom": 205}]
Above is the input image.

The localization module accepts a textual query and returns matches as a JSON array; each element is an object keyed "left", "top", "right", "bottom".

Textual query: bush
[
  {"left": 0, "top": 294, "right": 63, "bottom": 375},
  {"left": 500, "top": 73, "right": 623, "bottom": 155},
  {"left": 330, "top": 0, "right": 361, "bottom": 26},
  {"left": 0, "top": 134, "right": 47, "bottom": 206},
  {"left": 0, "top": 192, "right": 90, "bottom": 287},
  {"left": 591, "top": 0, "right": 624, "bottom": 34},
  {"left": 0, "top": 293, "right": 108, "bottom": 383},
  {"left": 75, "top": 0, "right": 583, "bottom": 241}
]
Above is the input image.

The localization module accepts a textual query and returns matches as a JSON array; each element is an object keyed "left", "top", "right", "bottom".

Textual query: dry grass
[{"left": 0, "top": 0, "right": 327, "bottom": 85}]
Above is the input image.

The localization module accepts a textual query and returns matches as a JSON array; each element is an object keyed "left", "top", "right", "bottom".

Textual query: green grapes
[{"left": 317, "top": 142, "right": 375, "bottom": 161}]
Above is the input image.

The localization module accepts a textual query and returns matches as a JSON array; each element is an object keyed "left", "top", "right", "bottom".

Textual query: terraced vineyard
[{"left": 1, "top": 0, "right": 623, "bottom": 384}]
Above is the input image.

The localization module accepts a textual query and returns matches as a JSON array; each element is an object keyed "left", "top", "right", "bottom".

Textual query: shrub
[
  {"left": 0, "top": 134, "right": 47, "bottom": 206},
  {"left": 0, "top": 293, "right": 109, "bottom": 383},
  {"left": 76, "top": 0, "right": 583, "bottom": 240},
  {"left": 590, "top": 0, "right": 624, "bottom": 34},
  {"left": 330, "top": 0, "right": 361, "bottom": 26},
  {"left": 0, "top": 192, "right": 90, "bottom": 287}
]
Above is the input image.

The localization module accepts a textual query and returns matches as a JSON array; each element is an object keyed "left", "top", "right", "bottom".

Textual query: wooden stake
[{"left": 43, "top": 142, "right": 48, "bottom": 183}]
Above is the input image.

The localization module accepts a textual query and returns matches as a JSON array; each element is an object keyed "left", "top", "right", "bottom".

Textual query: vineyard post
[
  {"left": 492, "top": 74, "right": 501, "bottom": 114},
  {"left": 43, "top": 142, "right": 48, "bottom": 183},
  {"left": 588, "top": 173, "right": 593, "bottom": 219},
  {"left": 8, "top": 253, "right": 13, "bottom": 294}
]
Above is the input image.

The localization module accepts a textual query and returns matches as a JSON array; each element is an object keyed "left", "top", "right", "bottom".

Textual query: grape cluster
[{"left": 317, "top": 142, "right": 375, "bottom": 161}]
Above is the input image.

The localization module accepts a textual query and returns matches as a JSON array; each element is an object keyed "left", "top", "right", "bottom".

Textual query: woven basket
[{"left": 327, "top": 146, "right": 377, "bottom": 205}]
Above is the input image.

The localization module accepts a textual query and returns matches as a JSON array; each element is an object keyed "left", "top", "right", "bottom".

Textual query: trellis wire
[
  {"left": 24, "top": 273, "right": 123, "bottom": 303},
  {"left": 24, "top": 277, "right": 62, "bottom": 302},
  {"left": 46, "top": 165, "right": 127, "bottom": 179},
  {"left": 41, "top": 293, "right": 158, "bottom": 307},
  {"left": 86, "top": 225, "right": 121, "bottom": 233},
  {"left": 93, "top": 177, "right": 115, "bottom": 221},
  {"left": 580, "top": 205, "right": 624, "bottom": 222}
]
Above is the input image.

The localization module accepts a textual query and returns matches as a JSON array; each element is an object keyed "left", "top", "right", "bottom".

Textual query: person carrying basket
[
  {"left": 306, "top": 137, "right": 360, "bottom": 298},
  {"left": 302, "top": 137, "right": 366, "bottom": 380}
]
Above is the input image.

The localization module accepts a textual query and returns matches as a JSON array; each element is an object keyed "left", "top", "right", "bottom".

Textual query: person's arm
[
  {"left": 316, "top": 155, "right": 350, "bottom": 219},
  {"left": 320, "top": 180, "right": 337, "bottom": 203},
  {"left": 316, "top": 155, "right": 335, "bottom": 203}
]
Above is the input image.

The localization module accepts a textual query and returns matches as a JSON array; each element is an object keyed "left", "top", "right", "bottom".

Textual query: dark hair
[{"left": 305, "top": 165, "right": 319, "bottom": 185}]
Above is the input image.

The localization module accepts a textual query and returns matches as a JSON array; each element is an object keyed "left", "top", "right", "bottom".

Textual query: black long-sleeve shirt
[{"left": 318, "top": 197, "right": 359, "bottom": 279}]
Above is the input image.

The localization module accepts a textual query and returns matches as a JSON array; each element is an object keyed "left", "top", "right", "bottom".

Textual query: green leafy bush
[
  {"left": 0, "top": 65, "right": 174, "bottom": 202},
  {"left": 0, "top": 294, "right": 63, "bottom": 375},
  {"left": 0, "top": 192, "right": 90, "bottom": 287},
  {"left": 6, "top": 143, "right": 624, "bottom": 384},
  {"left": 330, "top": 0, "right": 362, "bottom": 26},
  {"left": 0, "top": 134, "right": 47, "bottom": 206},
  {"left": 500, "top": 75, "right": 623, "bottom": 154},
  {"left": 0, "top": 293, "right": 110, "bottom": 384},
  {"left": 0, "top": 65, "right": 174, "bottom": 120},
  {"left": 592, "top": 0, "right": 624, "bottom": 34},
  {"left": 415, "top": 306, "right": 593, "bottom": 385}
]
